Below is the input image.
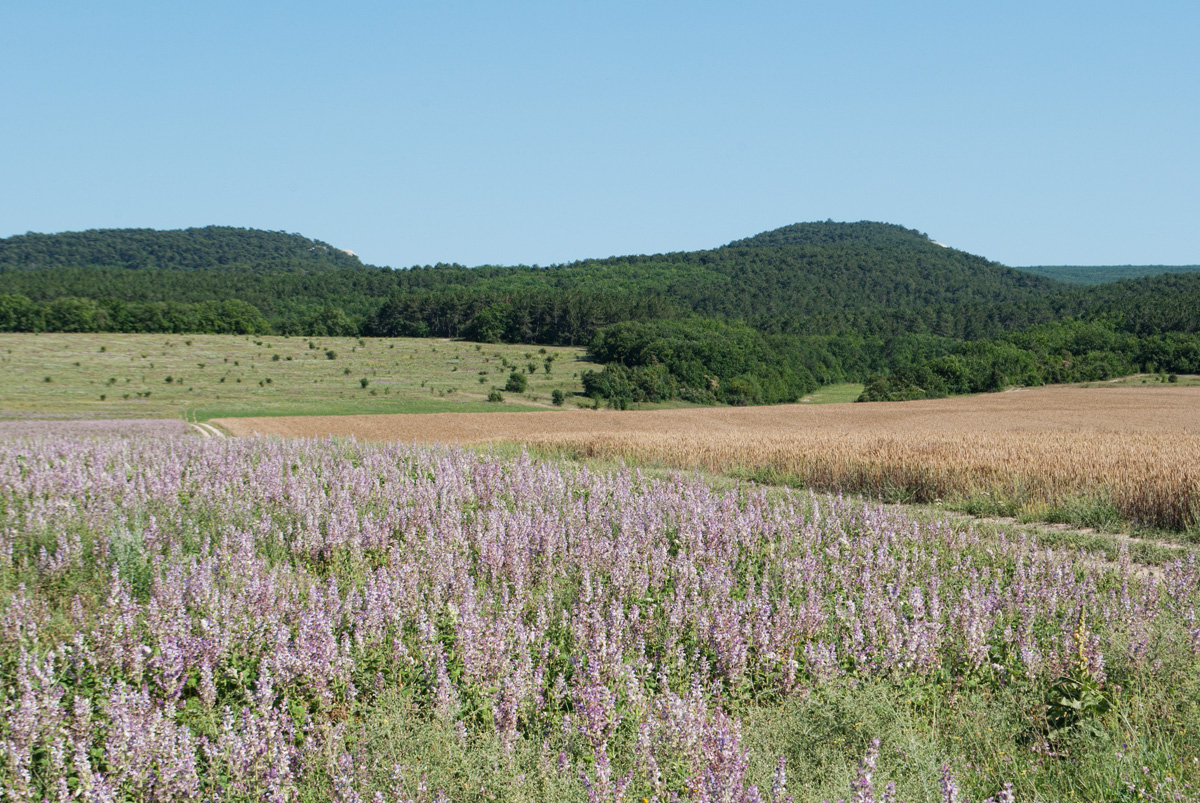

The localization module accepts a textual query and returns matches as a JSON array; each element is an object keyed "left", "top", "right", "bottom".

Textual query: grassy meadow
[{"left": 0, "top": 333, "right": 589, "bottom": 421}]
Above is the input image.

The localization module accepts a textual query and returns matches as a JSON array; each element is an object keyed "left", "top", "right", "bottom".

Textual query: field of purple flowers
[{"left": 1, "top": 427, "right": 1198, "bottom": 802}]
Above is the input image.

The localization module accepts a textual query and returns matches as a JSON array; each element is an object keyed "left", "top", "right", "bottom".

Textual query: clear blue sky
[{"left": 2, "top": 1, "right": 1197, "bottom": 268}]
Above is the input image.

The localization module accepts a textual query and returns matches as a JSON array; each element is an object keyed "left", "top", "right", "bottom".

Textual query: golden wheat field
[{"left": 213, "top": 385, "right": 1200, "bottom": 530}]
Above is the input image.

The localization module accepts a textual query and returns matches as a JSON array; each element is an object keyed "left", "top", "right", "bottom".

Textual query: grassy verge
[
  {"left": 500, "top": 441, "right": 1198, "bottom": 557},
  {"left": 739, "top": 670, "right": 1200, "bottom": 803},
  {"left": 187, "top": 399, "right": 544, "bottom": 422},
  {"left": 1096, "top": 373, "right": 1200, "bottom": 388},
  {"left": 260, "top": 671, "right": 1200, "bottom": 802},
  {"left": 800, "top": 382, "right": 865, "bottom": 404},
  {"left": 743, "top": 468, "right": 1200, "bottom": 549}
]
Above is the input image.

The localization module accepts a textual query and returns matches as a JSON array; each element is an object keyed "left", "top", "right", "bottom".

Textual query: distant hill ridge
[
  {"left": 1017, "top": 263, "right": 1200, "bottom": 285},
  {"left": 0, "top": 226, "right": 365, "bottom": 272},
  {"left": 1, "top": 218, "right": 1197, "bottom": 343},
  {"left": 726, "top": 220, "right": 936, "bottom": 249},
  {"left": 4, "top": 221, "right": 1196, "bottom": 283}
]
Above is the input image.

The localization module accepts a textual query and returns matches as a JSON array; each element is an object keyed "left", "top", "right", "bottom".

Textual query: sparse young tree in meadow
[{"left": 505, "top": 371, "right": 527, "bottom": 393}]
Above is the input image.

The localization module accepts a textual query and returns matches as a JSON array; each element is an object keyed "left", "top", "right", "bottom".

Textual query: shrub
[
  {"left": 551, "top": 389, "right": 565, "bottom": 406},
  {"left": 487, "top": 390, "right": 504, "bottom": 402},
  {"left": 505, "top": 371, "right": 528, "bottom": 393}
]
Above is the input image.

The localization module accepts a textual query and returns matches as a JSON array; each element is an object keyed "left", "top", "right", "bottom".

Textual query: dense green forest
[
  {"left": 0, "top": 226, "right": 365, "bottom": 271},
  {"left": 1, "top": 223, "right": 1197, "bottom": 406}
]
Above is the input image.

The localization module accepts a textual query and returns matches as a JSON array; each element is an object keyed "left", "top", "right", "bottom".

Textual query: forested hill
[
  {"left": 722, "top": 221, "right": 1052, "bottom": 305},
  {"left": 0, "top": 226, "right": 365, "bottom": 272},
  {"left": 729, "top": 220, "right": 950, "bottom": 249},
  {"left": 661, "top": 222, "right": 1061, "bottom": 336},
  {"left": 0, "top": 221, "right": 1069, "bottom": 342},
  {"left": 2, "top": 221, "right": 1198, "bottom": 407},
  {"left": 370, "top": 221, "right": 1067, "bottom": 341}
]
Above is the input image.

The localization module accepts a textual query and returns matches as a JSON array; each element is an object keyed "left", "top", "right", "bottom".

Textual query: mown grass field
[
  {"left": 215, "top": 385, "right": 1200, "bottom": 536},
  {"left": 0, "top": 333, "right": 589, "bottom": 420}
]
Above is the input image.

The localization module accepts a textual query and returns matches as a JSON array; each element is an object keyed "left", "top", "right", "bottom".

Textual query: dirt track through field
[{"left": 190, "top": 422, "right": 225, "bottom": 439}]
